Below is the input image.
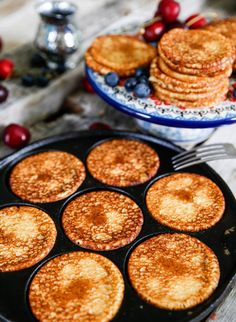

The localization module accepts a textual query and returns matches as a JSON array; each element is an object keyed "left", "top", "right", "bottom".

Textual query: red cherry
[
  {"left": 3, "top": 124, "right": 31, "bottom": 149},
  {"left": 89, "top": 122, "right": 111, "bottom": 131},
  {"left": 185, "top": 14, "right": 207, "bottom": 29},
  {"left": 83, "top": 77, "right": 95, "bottom": 93},
  {"left": 159, "top": 0, "right": 180, "bottom": 23},
  {"left": 143, "top": 21, "right": 166, "bottom": 42},
  {"left": 0, "top": 85, "right": 8, "bottom": 103},
  {"left": 0, "top": 59, "right": 14, "bottom": 80}
]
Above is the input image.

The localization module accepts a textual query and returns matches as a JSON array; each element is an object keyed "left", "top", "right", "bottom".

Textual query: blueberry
[
  {"left": 57, "top": 63, "right": 67, "bottom": 74},
  {"left": 35, "top": 76, "right": 50, "bottom": 87},
  {"left": 134, "top": 83, "right": 151, "bottom": 98},
  {"left": 124, "top": 77, "right": 138, "bottom": 91},
  {"left": 138, "top": 75, "right": 149, "bottom": 85},
  {"left": 30, "top": 53, "right": 46, "bottom": 68},
  {"left": 21, "top": 74, "right": 35, "bottom": 87},
  {"left": 104, "top": 72, "right": 119, "bottom": 87},
  {"left": 135, "top": 67, "right": 148, "bottom": 78},
  {"left": 233, "top": 88, "right": 236, "bottom": 98}
]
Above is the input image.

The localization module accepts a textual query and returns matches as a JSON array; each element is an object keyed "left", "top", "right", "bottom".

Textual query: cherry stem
[{"left": 186, "top": 12, "right": 219, "bottom": 27}]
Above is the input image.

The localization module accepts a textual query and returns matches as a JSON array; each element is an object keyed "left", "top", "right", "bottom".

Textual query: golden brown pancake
[
  {"left": 85, "top": 47, "right": 135, "bottom": 77},
  {"left": 204, "top": 18, "right": 236, "bottom": 70},
  {"left": 128, "top": 233, "right": 220, "bottom": 310},
  {"left": 146, "top": 173, "right": 225, "bottom": 231},
  {"left": 158, "top": 28, "right": 234, "bottom": 70},
  {"left": 62, "top": 190, "right": 143, "bottom": 250},
  {"left": 9, "top": 151, "right": 86, "bottom": 203},
  {"left": 87, "top": 139, "right": 159, "bottom": 187},
  {"left": 0, "top": 206, "right": 56, "bottom": 272},
  {"left": 29, "top": 252, "right": 124, "bottom": 322},
  {"left": 91, "top": 35, "right": 156, "bottom": 70}
]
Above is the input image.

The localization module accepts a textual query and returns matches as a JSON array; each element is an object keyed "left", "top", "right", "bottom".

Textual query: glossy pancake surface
[
  {"left": 146, "top": 173, "right": 225, "bottom": 231},
  {"left": 158, "top": 28, "right": 234, "bottom": 70},
  {"left": 0, "top": 206, "right": 56, "bottom": 272},
  {"left": 128, "top": 234, "right": 220, "bottom": 310},
  {"left": 87, "top": 139, "right": 159, "bottom": 187},
  {"left": 62, "top": 190, "right": 143, "bottom": 250},
  {"left": 91, "top": 35, "right": 156, "bottom": 70},
  {"left": 29, "top": 252, "right": 124, "bottom": 322},
  {"left": 10, "top": 151, "right": 86, "bottom": 203}
]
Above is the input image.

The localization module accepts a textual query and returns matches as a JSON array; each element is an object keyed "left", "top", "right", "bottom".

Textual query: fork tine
[
  {"left": 172, "top": 144, "right": 225, "bottom": 161},
  {"left": 172, "top": 148, "right": 226, "bottom": 164},
  {"left": 173, "top": 154, "right": 233, "bottom": 170}
]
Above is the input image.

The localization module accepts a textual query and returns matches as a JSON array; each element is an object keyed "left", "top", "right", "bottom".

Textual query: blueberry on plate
[
  {"left": 125, "top": 77, "right": 138, "bottom": 91},
  {"left": 134, "top": 83, "right": 151, "bottom": 98},
  {"left": 135, "top": 67, "right": 148, "bottom": 78},
  {"left": 138, "top": 75, "right": 149, "bottom": 85},
  {"left": 105, "top": 72, "right": 119, "bottom": 87},
  {"left": 21, "top": 74, "right": 35, "bottom": 87},
  {"left": 35, "top": 76, "right": 50, "bottom": 87}
]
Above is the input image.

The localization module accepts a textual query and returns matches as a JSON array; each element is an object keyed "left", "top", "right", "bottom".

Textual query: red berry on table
[
  {"left": 83, "top": 77, "right": 95, "bottom": 93},
  {"left": 3, "top": 124, "right": 31, "bottom": 149},
  {"left": 158, "top": 0, "right": 180, "bottom": 23},
  {"left": 143, "top": 21, "right": 165, "bottom": 42},
  {"left": 0, "top": 59, "right": 14, "bottom": 80},
  {"left": 185, "top": 14, "right": 207, "bottom": 29},
  {"left": 89, "top": 122, "right": 111, "bottom": 131},
  {"left": 0, "top": 85, "right": 8, "bottom": 103}
]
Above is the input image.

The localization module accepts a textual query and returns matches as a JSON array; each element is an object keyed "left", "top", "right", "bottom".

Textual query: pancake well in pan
[
  {"left": 146, "top": 173, "right": 225, "bottom": 231},
  {"left": 29, "top": 252, "right": 124, "bottom": 322},
  {"left": 128, "top": 234, "right": 220, "bottom": 310},
  {"left": 9, "top": 151, "right": 86, "bottom": 203},
  {"left": 87, "top": 139, "right": 160, "bottom": 187},
  {"left": 62, "top": 190, "right": 143, "bottom": 250},
  {"left": 0, "top": 206, "right": 56, "bottom": 272}
]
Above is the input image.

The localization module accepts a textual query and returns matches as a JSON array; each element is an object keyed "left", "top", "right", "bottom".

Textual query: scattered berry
[
  {"left": 3, "top": 123, "right": 30, "bottom": 149},
  {"left": 124, "top": 77, "right": 138, "bottom": 91},
  {"left": 30, "top": 53, "right": 46, "bottom": 68},
  {"left": 143, "top": 20, "right": 165, "bottom": 42},
  {"left": 0, "top": 85, "right": 9, "bottom": 103},
  {"left": 83, "top": 77, "right": 95, "bottom": 93},
  {"left": 185, "top": 14, "right": 207, "bottom": 29},
  {"left": 135, "top": 67, "right": 148, "bottom": 78},
  {"left": 167, "top": 20, "right": 188, "bottom": 30},
  {"left": 158, "top": 0, "right": 180, "bottom": 23},
  {"left": 89, "top": 122, "right": 111, "bottom": 130},
  {"left": 134, "top": 83, "right": 151, "bottom": 98},
  {"left": 233, "top": 88, "right": 236, "bottom": 98},
  {"left": 0, "top": 59, "right": 14, "bottom": 80},
  {"left": 104, "top": 72, "right": 119, "bottom": 87},
  {"left": 21, "top": 74, "right": 35, "bottom": 87},
  {"left": 138, "top": 75, "right": 149, "bottom": 85},
  {"left": 57, "top": 63, "right": 67, "bottom": 74},
  {"left": 35, "top": 76, "right": 50, "bottom": 87}
]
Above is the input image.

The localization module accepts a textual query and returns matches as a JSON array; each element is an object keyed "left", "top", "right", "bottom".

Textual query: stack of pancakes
[
  {"left": 85, "top": 35, "right": 156, "bottom": 77},
  {"left": 150, "top": 28, "right": 234, "bottom": 108},
  {"left": 204, "top": 18, "right": 236, "bottom": 71}
]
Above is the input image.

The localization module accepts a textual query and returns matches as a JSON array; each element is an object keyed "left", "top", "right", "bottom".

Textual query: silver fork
[{"left": 172, "top": 143, "right": 236, "bottom": 171}]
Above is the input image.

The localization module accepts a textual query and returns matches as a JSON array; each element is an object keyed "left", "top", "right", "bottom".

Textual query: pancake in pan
[
  {"left": 146, "top": 173, "right": 225, "bottom": 231},
  {"left": 0, "top": 206, "right": 56, "bottom": 272},
  {"left": 62, "top": 190, "right": 143, "bottom": 250},
  {"left": 87, "top": 139, "right": 159, "bottom": 187},
  {"left": 29, "top": 252, "right": 124, "bottom": 322},
  {"left": 9, "top": 151, "right": 86, "bottom": 203},
  {"left": 158, "top": 28, "right": 234, "bottom": 71},
  {"left": 128, "top": 233, "right": 220, "bottom": 310},
  {"left": 91, "top": 35, "right": 156, "bottom": 71}
]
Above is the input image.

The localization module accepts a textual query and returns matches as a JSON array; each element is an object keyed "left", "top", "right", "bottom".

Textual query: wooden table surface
[{"left": 0, "top": 1, "right": 235, "bottom": 321}]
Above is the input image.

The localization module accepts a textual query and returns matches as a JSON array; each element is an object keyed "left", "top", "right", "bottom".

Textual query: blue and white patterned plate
[{"left": 85, "top": 18, "right": 236, "bottom": 129}]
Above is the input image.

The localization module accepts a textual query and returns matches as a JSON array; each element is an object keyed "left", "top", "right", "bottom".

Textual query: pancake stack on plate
[
  {"left": 85, "top": 35, "right": 156, "bottom": 77},
  {"left": 204, "top": 18, "right": 236, "bottom": 71},
  {"left": 150, "top": 28, "right": 235, "bottom": 108}
]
